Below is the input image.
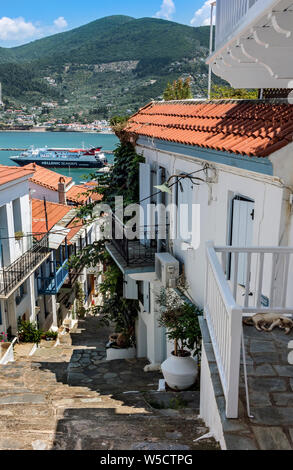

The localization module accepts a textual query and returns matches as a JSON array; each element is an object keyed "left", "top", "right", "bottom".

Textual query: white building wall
[
  {"left": 29, "top": 182, "right": 59, "bottom": 204},
  {"left": 138, "top": 145, "right": 285, "bottom": 309}
]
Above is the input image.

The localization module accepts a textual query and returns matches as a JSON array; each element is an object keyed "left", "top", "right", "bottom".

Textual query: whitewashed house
[
  {"left": 106, "top": 97, "right": 293, "bottom": 449},
  {"left": 0, "top": 164, "right": 103, "bottom": 343},
  {"left": 0, "top": 166, "right": 51, "bottom": 337}
]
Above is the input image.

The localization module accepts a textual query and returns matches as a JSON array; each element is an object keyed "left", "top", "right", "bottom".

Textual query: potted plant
[
  {"left": 14, "top": 231, "right": 24, "bottom": 241},
  {"left": 157, "top": 287, "right": 202, "bottom": 391},
  {"left": 0, "top": 332, "right": 11, "bottom": 358}
]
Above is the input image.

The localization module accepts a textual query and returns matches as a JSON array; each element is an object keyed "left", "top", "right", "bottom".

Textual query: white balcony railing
[
  {"left": 205, "top": 241, "right": 293, "bottom": 418},
  {"left": 215, "top": 0, "right": 271, "bottom": 49},
  {"left": 205, "top": 242, "right": 243, "bottom": 418}
]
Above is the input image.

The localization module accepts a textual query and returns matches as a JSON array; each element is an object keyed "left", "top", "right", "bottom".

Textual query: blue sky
[{"left": 0, "top": 1, "right": 214, "bottom": 47}]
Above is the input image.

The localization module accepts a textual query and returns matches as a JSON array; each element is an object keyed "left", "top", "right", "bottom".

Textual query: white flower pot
[
  {"left": 106, "top": 347, "right": 136, "bottom": 361},
  {"left": 161, "top": 352, "right": 198, "bottom": 391}
]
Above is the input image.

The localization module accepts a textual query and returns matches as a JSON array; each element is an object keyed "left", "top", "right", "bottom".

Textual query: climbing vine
[{"left": 70, "top": 140, "right": 143, "bottom": 342}]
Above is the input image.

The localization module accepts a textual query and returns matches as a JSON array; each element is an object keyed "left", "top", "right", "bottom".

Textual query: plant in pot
[
  {"left": 157, "top": 287, "right": 202, "bottom": 391},
  {"left": 0, "top": 332, "right": 10, "bottom": 357}
]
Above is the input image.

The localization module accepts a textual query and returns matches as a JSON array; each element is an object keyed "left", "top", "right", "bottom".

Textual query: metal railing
[
  {"left": 205, "top": 241, "right": 293, "bottom": 418},
  {"left": 37, "top": 259, "right": 69, "bottom": 295},
  {"left": 0, "top": 234, "right": 50, "bottom": 298},
  {"left": 110, "top": 213, "right": 169, "bottom": 266},
  {"left": 215, "top": 0, "right": 262, "bottom": 48}
]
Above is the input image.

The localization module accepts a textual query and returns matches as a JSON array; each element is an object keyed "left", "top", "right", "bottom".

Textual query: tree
[
  {"left": 210, "top": 85, "right": 258, "bottom": 100},
  {"left": 163, "top": 78, "right": 193, "bottom": 101}
]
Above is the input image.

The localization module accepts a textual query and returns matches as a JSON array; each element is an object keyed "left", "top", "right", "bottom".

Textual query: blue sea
[{"left": 0, "top": 132, "right": 119, "bottom": 183}]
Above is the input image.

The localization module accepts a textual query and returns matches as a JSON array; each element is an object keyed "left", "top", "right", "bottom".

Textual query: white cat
[{"left": 144, "top": 363, "right": 161, "bottom": 372}]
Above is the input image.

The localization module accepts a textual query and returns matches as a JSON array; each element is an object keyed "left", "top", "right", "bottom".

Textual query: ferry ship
[{"left": 10, "top": 146, "right": 107, "bottom": 169}]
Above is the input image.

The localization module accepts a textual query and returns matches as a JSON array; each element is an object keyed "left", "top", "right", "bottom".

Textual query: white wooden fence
[
  {"left": 0, "top": 338, "right": 17, "bottom": 365},
  {"left": 205, "top": 242, "right": 243, "bottom": 418},
  {"left": 205, "top": 241, "right": 293, "bottom": 418}
]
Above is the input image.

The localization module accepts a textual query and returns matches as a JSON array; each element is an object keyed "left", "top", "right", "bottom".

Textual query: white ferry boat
[{"left": 10, "top": 145, "right": 107, "bottom": 169}]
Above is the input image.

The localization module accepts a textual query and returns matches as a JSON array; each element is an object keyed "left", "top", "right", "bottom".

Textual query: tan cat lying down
[{"left": 243, "top": 313, "right": 293, "bottom": 334}]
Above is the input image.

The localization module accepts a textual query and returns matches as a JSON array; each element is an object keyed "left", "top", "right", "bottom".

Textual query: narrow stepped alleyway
[{"left": 0, "top": 317, "right": 219, "bottom": 450}]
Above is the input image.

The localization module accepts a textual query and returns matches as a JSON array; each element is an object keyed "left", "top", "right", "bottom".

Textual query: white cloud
[
  {"left": 155, "top": 0, "right": 176, "bottom": 20},
  {"left": 0, "top": 16, "right": 68, "bottom": 44},
  {"left": 54, "top": 16, "right": 68, "bottom": 29},
  {"left": 190, "top": 1, "right": 215, "bottom": 27},
  {"left": 0, "top": 17, "right": 37, "bottom": 41}
]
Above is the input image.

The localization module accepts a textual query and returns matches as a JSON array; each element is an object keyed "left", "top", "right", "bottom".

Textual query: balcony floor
[
  {"left": 106, "top": 241, "right": 157, "bottom": 275},
  {"left": 201, "top": 318, "right": 293, "bottom": 449}
]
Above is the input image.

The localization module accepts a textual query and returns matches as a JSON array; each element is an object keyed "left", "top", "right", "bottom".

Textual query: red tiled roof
[
  {"left": 25, "top": 163, "right": 72, "bottom": 191},
  {"left": 32, "top": 198, "right": 85, "bottom": 244},
  {"left": 66, "top": 217, "right": 84, "bottom": 242},
  {"left": 32, "top": 199, "right": 72, "bottom": 235},
  {"left": 0, "top": 165, "right": 35, "bottom": 186},
  {"left": 66, "top": 183, "right": 103, "bottom": 204},
  {"left": 125, "top": 100, "right": 293, "bottom": 158}
]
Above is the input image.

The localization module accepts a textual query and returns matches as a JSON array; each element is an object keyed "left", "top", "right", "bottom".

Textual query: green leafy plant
[
  {"left": 157, "top": 282, "right": 202, "bottom": 358},
  {"left": 210, "top": 85, "right": 258, "bottom": 100},
  {"left": 14, "top": 231, "right": 24, "bottom": 241},
  {"left": 75, "top": 282, "right": 86, "bottom": 318},
  {"left": 41, "top": 331, "right": 58, "bottom": 341},
  {"left": 163, "top": 78, "right": 193, "bottom": 101},
  {"left": 17, "top": 319, "right": 43, "bottom": 344},
  {"left": 0, "top": 332, "right": 8, "bottom": 343},
  {"left": 91, "top": 259, "right": 139, "bottom": 347}
]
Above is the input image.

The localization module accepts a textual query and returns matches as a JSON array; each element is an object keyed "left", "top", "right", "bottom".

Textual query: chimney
[{"left": 58, "top": 177, "right": 67, "bottom": 205}]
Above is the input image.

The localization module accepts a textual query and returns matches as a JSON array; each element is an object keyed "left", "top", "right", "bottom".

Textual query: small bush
[
  {"left": 17, "top": 319, "right": 43, "bottom": 344},
  {"left": 41, "top": 331, "right": 58, "bottom": 341}
]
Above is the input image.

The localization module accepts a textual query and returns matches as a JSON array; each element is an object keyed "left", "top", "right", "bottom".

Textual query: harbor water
[{"left": 0, "top": 132, "right": 119, "bottom": 183}]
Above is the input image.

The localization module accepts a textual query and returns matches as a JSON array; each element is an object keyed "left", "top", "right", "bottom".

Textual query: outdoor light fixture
[
  {"left": 154, "top": 173, "right": 207, "bottom": 195},
  {"left": 154, "top": 183, "right": 172, "bottom": 194}
]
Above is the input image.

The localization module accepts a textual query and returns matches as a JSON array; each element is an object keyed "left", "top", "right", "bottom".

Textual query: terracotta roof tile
[
  {"left": 25, "top": 163, "right": 72, "bottom": 192},
  {"left": 32, "top": 198, "right": 84, "bottom": 242},
  {"left": 32, "top": 199, "right": 72, "bottom": 235},
  {"left": 0, "top": 165, "right": 35, "bottom": 186},
  {"left": 125, "top": 100, "right": 293, "bottom": 158},
  {"left": 66, "top": 182, "right": 103, "bottom": 204}
]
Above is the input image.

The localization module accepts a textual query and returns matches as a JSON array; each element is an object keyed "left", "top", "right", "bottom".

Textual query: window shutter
[
  {"left": 123, "top": 275, "right": 138, "bottom": 300},
  {"left": 177, "top": 177, "right": 193, "bottom": 242},
  {"left": 231, "top": 198, "right": 254, "bottom": 286},
  {"left": 143, "top": 281, "right": 150, "bottom": 313},
  {"left": 139, "top": 163, "right": 151, "bottom": 227}
]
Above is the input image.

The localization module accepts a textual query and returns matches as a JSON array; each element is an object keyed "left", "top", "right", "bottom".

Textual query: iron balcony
[{"left": 0, "top": 234, "right": 51, "bottom": 299}]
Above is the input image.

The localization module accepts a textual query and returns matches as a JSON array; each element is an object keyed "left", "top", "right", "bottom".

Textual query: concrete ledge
[{"left": 199, "top": 317, "right": 258, "bottom": 450}]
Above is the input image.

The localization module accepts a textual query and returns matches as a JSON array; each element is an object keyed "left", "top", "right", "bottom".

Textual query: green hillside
[
  {"left": 0, "top": 16, "right": 210, "bottom": 65},
  {"left": 0, "top": 16, "right": 215, "bottom": 116}
]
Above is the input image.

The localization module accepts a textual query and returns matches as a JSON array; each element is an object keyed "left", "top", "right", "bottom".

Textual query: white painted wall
[
  {"left": 137, "top": 144, "right": 285, "bottom": 309},
  {"left": 29, "top": 181, "right": 59, "bottom": 204}
]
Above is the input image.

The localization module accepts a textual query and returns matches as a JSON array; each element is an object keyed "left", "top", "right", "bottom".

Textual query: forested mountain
[{"left": 0, "top": 16, "right": 215, "bottom": 117}]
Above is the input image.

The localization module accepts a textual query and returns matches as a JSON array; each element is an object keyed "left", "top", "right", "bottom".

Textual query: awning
[{"left": 49, "top": 225, "right": 70, "bottom": 249}]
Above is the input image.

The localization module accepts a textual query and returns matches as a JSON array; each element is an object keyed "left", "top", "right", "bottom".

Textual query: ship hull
[{"left": 10, "top": 158, "right": 104, "bottom": 169}]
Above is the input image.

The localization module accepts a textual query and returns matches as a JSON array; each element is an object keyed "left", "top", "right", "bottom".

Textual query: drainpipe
[
  {"left": 58, "top": 177, "right": 67, "bottom": 205},
  {"left": 208, "top": 2, "right": 217, "bottom": 100}
]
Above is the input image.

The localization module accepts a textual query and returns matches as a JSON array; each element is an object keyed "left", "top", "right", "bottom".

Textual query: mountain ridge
[{"left": 0, "top": 16, "right": 213, "bottom": 117}]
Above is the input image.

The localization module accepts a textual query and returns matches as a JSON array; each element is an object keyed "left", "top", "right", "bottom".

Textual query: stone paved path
[{"left": 0, "top": 316, "right": 219, "bottom": 450}]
